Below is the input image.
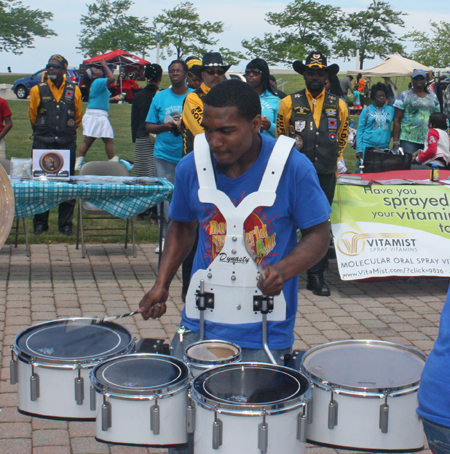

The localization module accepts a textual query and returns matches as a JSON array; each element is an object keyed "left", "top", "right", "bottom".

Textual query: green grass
[{"left": 2, "top": 73, "right": 409, "bottom": 244}]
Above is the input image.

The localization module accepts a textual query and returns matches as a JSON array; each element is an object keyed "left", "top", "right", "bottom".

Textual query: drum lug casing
[
  {"left": 306, "top": 396, "right": 313, "bottom": 424},
  {"left": 297, "top": 403, "right": 307, "bottom": 443},
  {"left": 151, "top": 396, "right": 160, "bottom": 435},
  {"left": 90, "top": 385, "right": 96, "bottom": 411},
  {"left": 10, "top": 347, "right": 18, "bottom": 385},
  {"left": 328, "top": 391, "right": 338, "bottom": 430},
  {"left": 102, "top": 394, "right": 112, "bottom": 431},
  {"left": 30, "top": 362, "right": 40, "bottom": 401},
  {"left": 187, "top": 394, "right": 196, "bottom": 434},
  {"left": 212, "top": 407, "right": 223, "bottom": 450},
  {"left": 379, "top": 394, "right": 389, "bottom": 434},
  {"left": 258, "top": 412, "right": 269, "bottom": 453},
  {"left": 74, "top": 365, "right": 84, "bottom": 405}
]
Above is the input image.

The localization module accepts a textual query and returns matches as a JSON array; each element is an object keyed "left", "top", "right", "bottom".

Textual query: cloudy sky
[{"left": 3, "top": 0, "right": 450, "bottom": 74}]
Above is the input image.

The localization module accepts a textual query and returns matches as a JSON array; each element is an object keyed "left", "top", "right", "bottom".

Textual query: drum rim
[
  {"left": 301, "top": 339, "right": 426, "bottom": 395},
  {"left": 191, "top": 362, "right": 310, "bottom": 413},
  {"left": 91, "top": 353, "right": 190, "bottom": 397},
  {"left": 184, "top": 339, "right": 242, "bottom": 367},
  {"left": 13, "top": 317, "right": 135, "bottom": 366}
]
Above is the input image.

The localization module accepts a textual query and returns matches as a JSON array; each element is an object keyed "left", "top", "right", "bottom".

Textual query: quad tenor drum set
[{"left": 10, "top": 316, "right": 427, "bottom": 452}]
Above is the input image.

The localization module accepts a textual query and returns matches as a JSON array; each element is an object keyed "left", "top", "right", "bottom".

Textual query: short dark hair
[
  {"left": 144, "top": 63, "right": 162, "bottom": 82},
  {"left": 429, "top": 112, "right": 448, "bottom": 131},
  {"left": 168, "top": 60, "right": 188, "bottom": 73},
  {"left": 204, "top": 79, "right": 261, "bottom": 122},
  {"left": 371, "top": 82, "right": 389, "bottom": 99}
]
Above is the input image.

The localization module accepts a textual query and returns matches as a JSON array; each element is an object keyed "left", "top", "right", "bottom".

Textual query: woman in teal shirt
[{"left": 244, "top": 58, "right": 280, "bottom": 138}]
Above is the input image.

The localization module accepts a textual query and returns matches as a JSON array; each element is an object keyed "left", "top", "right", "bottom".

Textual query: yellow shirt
[
  {"left": 182, "top": 82, "right": 211, "bottom": 137},
  {"left": 29, "top": 75, "right": 83, "bottom": 128},
  {"left": 276, "top": 88, "right": 349, "bottom": 161}
]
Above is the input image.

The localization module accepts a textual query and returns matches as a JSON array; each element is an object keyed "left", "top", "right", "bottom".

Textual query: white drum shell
[
  {"left": 17, "top": 359, "right": 95, "bottom": 419},
  {"left": 194, "top": 405, "right": 306, "bottom": 454},
  {"left": 306, "top": 386, "right": 423, "bottom": 451},
  {"left": 95, "top": 390, "right": 188, "bottom": 445}
]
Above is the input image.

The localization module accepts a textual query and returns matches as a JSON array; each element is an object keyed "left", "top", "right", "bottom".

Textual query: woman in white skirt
[{"left": 75, "top": 59, "right": 118, "bottom": 170}]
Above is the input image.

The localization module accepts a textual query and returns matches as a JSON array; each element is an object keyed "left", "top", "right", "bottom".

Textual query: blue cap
[{"left": 411, "top": 69, "right": 427, "bottom": 79}]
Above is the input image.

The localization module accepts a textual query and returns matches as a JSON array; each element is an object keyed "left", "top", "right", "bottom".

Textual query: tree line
[{"left": 1, "top": 0, "right": 449, "bottom": 69}]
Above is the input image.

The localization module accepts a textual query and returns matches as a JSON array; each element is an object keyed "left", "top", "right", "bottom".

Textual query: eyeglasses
[
  {"left": 205, "top": 68, "right": 225, "bottom": 76},
  {"left": 245, "top": 69, "right": 261, "bottom": 76},
  {"left": 46, "top": 64, "right": 64, "bottom": 70},
  {"left": 169, "top": 69, "right": 186, "bottom": 74}
]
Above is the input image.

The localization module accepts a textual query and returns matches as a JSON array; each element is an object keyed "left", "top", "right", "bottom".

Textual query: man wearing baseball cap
[
  {"left": 29, "top": 54, "right": 83, "bottom": 236},
  {"left": 277, "top": 51, "right": 348, "bottom": 296}
]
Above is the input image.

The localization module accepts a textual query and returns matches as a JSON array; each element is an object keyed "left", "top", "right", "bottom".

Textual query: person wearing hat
[
  {"left": 185, "top": 56, "right": 202, "bottom": 90},
  {"left": 277, "top": 51, "right": 349, "bottom": 297},
  {"left": 181, "top": 52, "right": 230, "bottom": 156},
  {"left": 393, "top": 69, "right": 440, "bottom": 155},
  {"left": 29, "top": 54, "right": 83, "bottom": 236}
]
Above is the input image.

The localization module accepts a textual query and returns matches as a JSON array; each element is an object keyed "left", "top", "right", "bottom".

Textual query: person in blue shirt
[
  {"left": 244, "top": 58, "right": 280, "bottom": 138},
  {"left": 145, "top": 60, "right": 192, "bottom": 244},
  {"left": 356, "top": 82, "right": 395, "bottom": 172},
  {"left": 75, "top": 60, "right": 118, "bottom": 170}
]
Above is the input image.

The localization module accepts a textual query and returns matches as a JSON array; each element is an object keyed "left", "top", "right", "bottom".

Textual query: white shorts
[{"left": 82, "top": 109, "right": 114, "bottom": 139}]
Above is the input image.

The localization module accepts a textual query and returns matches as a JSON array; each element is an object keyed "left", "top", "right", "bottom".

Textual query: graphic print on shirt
[
  {"left": 368, "top": 109, "right": 392, "bottom": 130},
  {"left": 201, "top": 200, "right": 278, "bottom": 266}
]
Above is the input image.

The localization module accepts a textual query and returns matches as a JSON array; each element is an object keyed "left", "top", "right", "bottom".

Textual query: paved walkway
[{"left": 1, "top": 242, "right": 447, "bottom": 454}]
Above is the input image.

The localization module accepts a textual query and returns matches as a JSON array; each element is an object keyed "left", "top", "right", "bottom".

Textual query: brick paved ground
[{"left": 1, "top": 242, "right": 447, "bottom": 454}]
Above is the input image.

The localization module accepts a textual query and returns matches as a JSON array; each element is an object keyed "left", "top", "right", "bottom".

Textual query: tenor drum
[
  {"left": 191, "top": 362, "right": 311, "bottom": 454},
  {"left": 184, "top": 340, "right": 241, "bottom": 377},
  {"left": 11, "top": 318, "right": 134, "bottom": 419},
  {"left": 92, "top": 353, "right": 190, "bottom": 446},
  {"left": 301, "top": 340, "right": 426, "bottom": 452}
]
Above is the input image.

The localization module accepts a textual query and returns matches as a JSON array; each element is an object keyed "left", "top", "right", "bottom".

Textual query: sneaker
[
  {"left": 75, "top": 156, "right": 85, "bottom": 171},
  {"left": 109, "top": 156, "right": 120, "bottom": 163},
  {"left": 155, "top": 239, "right": 165, "bottom": 254}
]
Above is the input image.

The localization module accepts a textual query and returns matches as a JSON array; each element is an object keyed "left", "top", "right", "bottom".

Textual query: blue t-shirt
[
  {"left": 260, "top": 90, "right": 280, "bottom": 138},
  {"left": 87, "top": 78, "right": 110, "bottom": 111},
  {"left": 169, "top": 134, "right": 331, "bottom": 349},
  {"left": 146, "top": 88, "right": 192, "bottom": 164},
  {"left": 418, "top": 284, "right": 450, "bottom": 426}
]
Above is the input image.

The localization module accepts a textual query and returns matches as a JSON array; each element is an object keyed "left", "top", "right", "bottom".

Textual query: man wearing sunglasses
[
  {"left": 182, "top": 52, "right": 230, "bottom": 156},
  {"left": 29, "top": 54, "right": 82, "bottom": 236},
  {"left": 277, "top": 52, "right": 348, "bottom": 297}
]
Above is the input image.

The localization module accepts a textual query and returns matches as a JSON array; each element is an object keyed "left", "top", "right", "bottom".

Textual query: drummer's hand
[
  {"left": 257, "top": 265, "right": 284, "bottom": 296},
  {"left": 137, "top": 285, "right": 168, "bottom": 320}
]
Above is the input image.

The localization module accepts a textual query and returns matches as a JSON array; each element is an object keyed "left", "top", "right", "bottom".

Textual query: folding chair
[
  {"left": 0, "top": 159, "right": 30, "bottom": 257},
  {"left": 76, "top": 161, "right": 136, "bottom": 258}
]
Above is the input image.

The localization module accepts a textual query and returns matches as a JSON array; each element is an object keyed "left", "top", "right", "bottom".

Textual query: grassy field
[{"left": 1, "top": 72, "right": 409, "bottom": 245}]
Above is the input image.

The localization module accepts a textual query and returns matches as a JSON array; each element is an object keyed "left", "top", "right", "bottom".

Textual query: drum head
[
  {"left": 15, "top": 318, "right": 133, "bottom": 362},
  {"left": 194, "top": 363, "right": 309, "bottom": 407},
  {"left": 302, "top": 340, "right": 426, "bottom": 391},
  {"left": 93, "top": 354, "right": 189, "bottom": 393},
  {"left": 185, "top": 341, "right": 241, "bottom": 364}
]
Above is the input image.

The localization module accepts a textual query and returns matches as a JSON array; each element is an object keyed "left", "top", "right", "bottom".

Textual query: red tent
[{"left": 83, "top": 49, "right": 150, "bottom": 67}]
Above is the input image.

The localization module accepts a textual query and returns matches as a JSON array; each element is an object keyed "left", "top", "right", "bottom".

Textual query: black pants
[
  {"left": 307, "top": 172, "right": 335, "bottom": 276},
  {"left": 32, "top": 138, "right": 76, "bottom": 231}
]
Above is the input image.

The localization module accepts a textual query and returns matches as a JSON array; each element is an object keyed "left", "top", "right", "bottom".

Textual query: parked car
[
  {"left": 11, "top": 68, "right": 80, "bottom": 99},
  {"left": 225, "top": 72, "right": 246, "bottom": 82}
]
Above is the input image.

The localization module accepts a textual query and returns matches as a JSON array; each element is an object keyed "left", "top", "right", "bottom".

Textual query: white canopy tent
[{"left": 347, "top": 55, "right": 431, "bottom": 77}]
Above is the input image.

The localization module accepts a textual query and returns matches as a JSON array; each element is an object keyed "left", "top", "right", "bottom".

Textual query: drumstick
[
  {"left": 97, "top": 310, "right": 139, "bottom": 323},
  {"left": 244, "top": 240, "right": 266, "bottom": 281}
]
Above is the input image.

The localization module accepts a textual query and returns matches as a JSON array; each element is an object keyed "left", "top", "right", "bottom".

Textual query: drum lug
[
  {"left": 187, "top": 394, "right": 196, "bottom": 434},
  {"left": 90, "top": 385, "right": 96, "bottom": 411},
  {"left": 10, "top": 347, "right": 18, "bottom": 385},
  {"left": 74, "top": 365, "right": 84, "bottom": 405},
  {"left": 212, "top": 407, "right": 223, "bottom": 450},
  {"left": 258, "top": 412, "right": 269, "bottom": 453},
  {"left": 151, "top": 396, "right": 160, "bottom": 435},
  {"left": 328, "top": 391, "right": 338, "bottom": 430},
  {"left": 297, "top": 404, "right": 307, "bottom": 443},
  {"left": 379, "top": 394, "right": 389, "bottom": 434},
  {"left": 30, "top": 362, "right": 40, "bottom": 402},
  {"left": 101, "top": 393, "right": 112, "bottom": 431},
  {"left": 306, "top": 397, "right": 313, "bottom": 424}
]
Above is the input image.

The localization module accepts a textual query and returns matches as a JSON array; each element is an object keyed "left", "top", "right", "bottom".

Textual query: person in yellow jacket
[
  {"left": 29, "top": 54, "right": 82, "bottom": 236},
  {"left": 181, "top": 52, "right": 230, "bottom": 156},
  {"left": 276, "top": 51, "right": 348, "bottom": 297}
]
